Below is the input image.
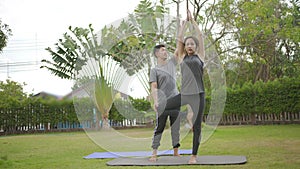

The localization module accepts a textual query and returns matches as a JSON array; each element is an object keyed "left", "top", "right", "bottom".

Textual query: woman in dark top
[{"left": 160, "top": 11, "right": 205, "bottom": 164}]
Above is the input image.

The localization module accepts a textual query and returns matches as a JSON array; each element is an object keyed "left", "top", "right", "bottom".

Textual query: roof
[{"left": 32, "top": 91, "right": 63, "bottom": 100}]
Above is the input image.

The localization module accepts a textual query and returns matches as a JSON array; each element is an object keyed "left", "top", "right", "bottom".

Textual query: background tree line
[{"left": 0, "top": 76, "right": 299, "bottom": 133}]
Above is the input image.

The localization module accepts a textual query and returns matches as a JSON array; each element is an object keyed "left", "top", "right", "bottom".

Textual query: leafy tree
[
  {"left": 176, "top": 0, "right": 299, "bottom": 87},
  {"left": 41, "top": 25, "right": 97, "bottom": 79},
  {"left": 102, "top": 0, "right": 176, "bottom": 94},
  {"left": 211, "top": 0, "right": 300, "bottom": 84},
  {"left": 0, "top": 19, "right": 12, "bottom": 53},
  {"left": 0, "top": 79, "right": 27, "bottom": 108}
]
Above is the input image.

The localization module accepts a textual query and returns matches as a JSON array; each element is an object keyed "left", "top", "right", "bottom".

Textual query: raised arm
[
  {"left": 192, "top": 20, "right": 205, "bottom": 61},
  {"left": 175, "top": 20, "right": 187, "bottom": 63},
  {"left": 188, "top": 10, "right": 205, "bottom": 61}
]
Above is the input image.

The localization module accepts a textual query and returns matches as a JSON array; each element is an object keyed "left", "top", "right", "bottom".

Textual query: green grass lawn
[{"left": 0, "top": 125, "right": 299, "bottom": 169}]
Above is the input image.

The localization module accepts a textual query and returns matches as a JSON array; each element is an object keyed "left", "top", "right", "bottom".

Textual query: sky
[{"left": 0, "top": 0, "right": 144, "bottom": 97}]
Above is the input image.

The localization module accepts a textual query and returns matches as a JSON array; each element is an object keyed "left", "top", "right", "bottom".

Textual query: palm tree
[{"left": 42, "top": 25, "right": 127, "bottom": 129}]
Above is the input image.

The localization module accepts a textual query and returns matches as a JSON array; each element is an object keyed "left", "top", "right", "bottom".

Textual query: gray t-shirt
[
  {"left": 180, "top": 55, "right": 205, "bottom": 95},
  {"left": 149, "top": 57, "right": 179, "bottom": 103}
]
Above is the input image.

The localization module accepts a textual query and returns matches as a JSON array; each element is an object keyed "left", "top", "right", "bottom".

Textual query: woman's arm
[
  {"left": 193, "top": 20, "right": 205, "bottom": 61},
  {"left": 188, "top": 10, "right": 205, "bottom": 61},
  {"left": 174, "top": 20, "right": 187, "bottom": 63}
]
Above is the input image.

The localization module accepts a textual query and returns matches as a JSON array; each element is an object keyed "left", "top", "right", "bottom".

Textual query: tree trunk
[{"left": 102, "top": 113, "right": 110, "bottom": 130}]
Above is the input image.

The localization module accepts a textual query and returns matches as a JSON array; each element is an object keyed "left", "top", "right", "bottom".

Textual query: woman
[{"left": 161, "top": 11, "right": 205, "bottom": 164}]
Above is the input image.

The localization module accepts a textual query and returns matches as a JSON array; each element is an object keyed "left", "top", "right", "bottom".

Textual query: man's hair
[{"left": 153, "top": 44, "right": 165, "bottom": 57}]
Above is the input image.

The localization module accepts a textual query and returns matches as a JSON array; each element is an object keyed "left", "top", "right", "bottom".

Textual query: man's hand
[
  {"left": 153, "top": 100, "right": 158, "bottom": 112},
  {"left": 151, "top": 82, "right": 158, "bottom": 112}
]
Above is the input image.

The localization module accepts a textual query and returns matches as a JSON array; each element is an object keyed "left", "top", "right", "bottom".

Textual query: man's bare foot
[
  {"left": 173, "top": 148, "right": 181, "bottom": 157},
  {"left": 149, "top": 155, "right": 157, "bottom": 162},
  {"left": 149, "top": 149, "right": 157, "bottom": 162},
  {"left": 188, "top": 155, "right": 197, "bottom": 164}
]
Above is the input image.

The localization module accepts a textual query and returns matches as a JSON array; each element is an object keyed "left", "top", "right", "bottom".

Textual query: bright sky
[{"left": 0, "top": 0, "right": 143, "bottom": 97}]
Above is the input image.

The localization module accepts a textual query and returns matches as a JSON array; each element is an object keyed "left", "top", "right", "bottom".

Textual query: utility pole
[{"left": 6, "top": 60, "right": 10, "bottom": 78}]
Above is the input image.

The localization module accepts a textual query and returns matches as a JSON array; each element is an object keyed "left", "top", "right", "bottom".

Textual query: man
[{"left": 149, "top": 44, "right": 181, "bottom": 162}]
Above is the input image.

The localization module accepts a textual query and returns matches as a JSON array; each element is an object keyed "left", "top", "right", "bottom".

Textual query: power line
[
  {"left": 0, "top": 68, "right": 39, "bottom": 73},
  {"left": 0, "top": 60, "right": 43, "bottom": 77},
  {"left": 3, "top": 47, "right": 47, "bottom": 52},
  {"left": 2, "top": 37, "right": 55, "bottom": 53},
  {"left": 0, "top": 61, "right": 41, "bottom": 67},
  {"left": 5, "top": 44, "right": 49, "bottom": 48}
]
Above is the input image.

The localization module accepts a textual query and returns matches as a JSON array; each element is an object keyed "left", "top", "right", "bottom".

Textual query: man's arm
[{"left": 150, "top": 82, "right": 158, "bottom": 112}]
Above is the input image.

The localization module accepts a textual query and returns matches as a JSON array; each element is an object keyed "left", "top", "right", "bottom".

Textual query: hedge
[
  {"left": 224, "top": 77, "right": 300, "bottom": 115},
  {"left": 0, "top": 77, "right": 299, "bottom": 133}
]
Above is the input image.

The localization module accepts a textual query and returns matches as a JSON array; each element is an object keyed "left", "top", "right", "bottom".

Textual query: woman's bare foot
[{"left": 188, "top": 155, "right": 197, "bottom": 164}]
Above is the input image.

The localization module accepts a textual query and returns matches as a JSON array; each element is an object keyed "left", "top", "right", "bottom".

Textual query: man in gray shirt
[{"left": 149, "top": 44, "right": 181, "bottom": 162}]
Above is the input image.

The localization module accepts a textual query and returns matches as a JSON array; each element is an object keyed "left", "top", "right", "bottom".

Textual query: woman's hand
[{"left": 178, "top": 20, "right": 187, "bottom": 35}]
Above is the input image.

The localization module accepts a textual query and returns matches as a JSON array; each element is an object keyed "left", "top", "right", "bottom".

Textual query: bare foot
[
  {"left": 149, "top": 155, "right": 157, "bottom": 162},
  {"left": 173, "top": 148, "right": 181, "bottom": 157},
  {"left": 149, "top": 149, "right": 157, "bottom": 162},
  {"left": 188, "top": 155, "right": 197, "bottom": 164}
]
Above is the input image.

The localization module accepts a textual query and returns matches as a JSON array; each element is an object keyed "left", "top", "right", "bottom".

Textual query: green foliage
[
  {"left": 41, "top": 24, "right": 101, "bottom": 79},
  {"left": 103, "top": 0, "right": 175, "bottom": 94},
  {"left": 0, "top": 19, "right": 12, "bottom": 52},
  {"left": 0, "top": 77, "right": 299, "bottom": 132},
  {"left": 109, "top": 97, "right": 150, "bottom": 124},
  {"left": 42, "top": 0, "right": 175, "bottom": 95},
  {"left": 129, "top": 96, "right": 151, "bottom": 111},
  {"left": 212, "top": 0, "right": 300, "bottom": 84},
  {"left": 224, "top": 77, "right": 300, "bottom": 115},
  {"left": 0, "top": 80, "right": 27, "bottom": 108},
  {"left": 109, "top": 102, "right": 125, "bottom": 123},
  {"left": 94, "top": 76, "right": 113, "bottom": 116},
  {"left": 0, "top": 96, "right": 77, "bottom": 132}
]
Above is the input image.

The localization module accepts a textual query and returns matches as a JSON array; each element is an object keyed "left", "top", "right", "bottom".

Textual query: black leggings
[
  {"left": 158, "top": 93, "right": 205, "bottom": 155},
  {"left": 152, "top": 109, "right": 180, "bottom": 149}
]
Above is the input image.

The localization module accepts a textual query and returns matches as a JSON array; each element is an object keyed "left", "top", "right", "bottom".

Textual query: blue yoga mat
[{"left": 84, "top": 149, "right": 192, "bottom": 159}]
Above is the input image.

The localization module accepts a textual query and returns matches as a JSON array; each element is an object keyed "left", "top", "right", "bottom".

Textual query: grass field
[{"left": 0, "top": 125, "right": 299, "bottom": 169}]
